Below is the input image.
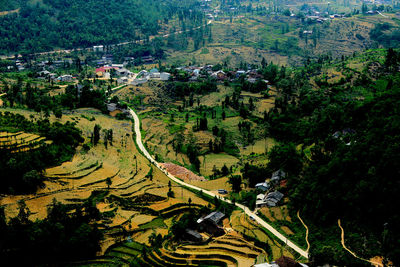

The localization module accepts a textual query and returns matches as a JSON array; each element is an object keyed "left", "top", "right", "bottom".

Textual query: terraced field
[
  {"left": 230, "top": 210, "right": 295, "bottom": 261},
  {"left": 0, "top": 108, "right": 305, "bottom": 266},
  {"left": 89, "top": 232, "right": 265, "bottom": 267},
  {"left": 0, "top": 131, "right": 51, "bottom": 153}
]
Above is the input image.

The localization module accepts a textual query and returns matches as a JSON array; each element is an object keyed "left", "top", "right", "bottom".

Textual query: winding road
[{"left": 129, "top": 107, "right": 309, "bottom": 259}]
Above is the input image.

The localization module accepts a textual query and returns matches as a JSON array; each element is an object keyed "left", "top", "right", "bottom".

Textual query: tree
[
  {"left": 53, "top": 108, "right": 62, "bottom": 119},
  {"left": 249, "top": 98, "right": 254, "bottom": 111},
  {"left": 22, "top": 170, "right": 42, "bottom": 190},
  {"left": 103, "top": 132, "right": 108, "bottom": 149},
  {"left": 93, "top": 124, "right": 101, "bottom": 145},
  {"left": 134, "top": 155, "right": 137, "bottom": 175},
  {"left": 362, "top": 3, "right": 368, "bottom": 13},
  {"left": 108, "top": 129, "right": 113, "bottom": 146},
  {"left": 106, "top": 177, "right": 112, "bottom": 189},
  {"left": 267, "top": 143, "right": 302, "bottom": 176},
  {"left": 17, "top": 200, "right": 30, "bottom": 224},
  {"left": 212, "top": 165, "right": 219, "bottom": 178},
  {"left": 228, "top": 175, "right": 242, "bottom": 193},
  {"left": 221, "top": 164, "right": 229, "bottom": 176},
  {"left": 283, "top": 9, "right": 291, "bottom": 16}
]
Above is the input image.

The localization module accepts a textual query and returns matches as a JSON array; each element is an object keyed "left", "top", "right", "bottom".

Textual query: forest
[
  {"left": 0, "top": 0, "right": 204, "bottom": 55},
  {"left": 261, "top": 49, "right": 400, "bottom": 264}
]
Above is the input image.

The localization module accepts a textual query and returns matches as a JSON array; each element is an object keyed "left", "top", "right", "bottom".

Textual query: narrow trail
[
  {"left": 297, "top": 211, "right": 310, "bottom": 253},
  {"left": 377, "top": 11, "right": 387, "bottom": 18},
  {"left": 129, "top": 107, "right": 309, "bottom": 259},
  {"left": 338, "top": 219, "right": 382, "bottom": 266}
]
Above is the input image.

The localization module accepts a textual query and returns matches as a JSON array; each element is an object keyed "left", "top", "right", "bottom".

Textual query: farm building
[
  {"left": 57, "top": 75, "right": 73, "bottom": 82},
  {"left": 95, "top": 66, "right": 119, "bottom": 78},
  {"left": 271, "top": 170, "right": 286, "bottom": 184},
  {"left": 255, "top": 182, "right": 270, "bottom": 192},
  {"left": 93, "top": 45, "right": 104, "bottom": 52},
  {"left": 197, "top": 211, "right": 225, "bottom": 236},
  {"left": 117, "top": 77, "right": 128, "bottom": 84},
  {"left": 256, "top": 191, "right": 284, "bottom": 208},
  {"left": 184, "top": 229, "right": 203, "bottom": 242},
  {"left": 160, "top": 72, "right": 171, "bottom": 81},
  {"left": 115, "top": 68, "right": 132, "bottom": 77},
  {"left": 265, "top": 191, "right": 284, "bottom": 207}
]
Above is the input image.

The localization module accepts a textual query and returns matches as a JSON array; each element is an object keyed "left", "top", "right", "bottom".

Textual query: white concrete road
[{"left": 129, "top": 107, "right": 309, "bottom": 259}]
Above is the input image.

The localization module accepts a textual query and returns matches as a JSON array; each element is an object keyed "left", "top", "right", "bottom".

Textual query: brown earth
[{"left": 160, "top": 162, "right": 206, "bottom": 182}]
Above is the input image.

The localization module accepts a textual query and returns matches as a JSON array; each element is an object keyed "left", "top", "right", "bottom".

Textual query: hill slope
[{"left": 0, "top": 0, "right": 203, "bottom": 55}]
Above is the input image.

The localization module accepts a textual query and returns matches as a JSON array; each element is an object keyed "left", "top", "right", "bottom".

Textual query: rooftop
[{"left": 198, "top": 211, "right": 225, "bottom": 224}]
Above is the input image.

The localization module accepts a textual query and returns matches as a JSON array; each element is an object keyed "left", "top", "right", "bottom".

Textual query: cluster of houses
[
  {"left": 37, "top": 70, "right": 75, "bottom": 83},
  {"left": 133, "top": 68, "right": 171, "bottom": 85},
  {"left": 177, "top": 65, "right": 269, "bottom": 84},
  {"left": 91, "top": 47, "right": 155, "bottom": 66},
  {"left": 255, "top": 170, "right": 286, "bottom": 208},
  {"left": 305, "top": 13, "right": 344, "bottom": 23},
  {"left": 95, "top": 65, "right": 172, "bottom": 85}
]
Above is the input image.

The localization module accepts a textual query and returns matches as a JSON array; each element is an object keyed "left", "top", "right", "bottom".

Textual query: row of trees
[{"left": 2, "top": 80, "right": 108, "bottom": 115}]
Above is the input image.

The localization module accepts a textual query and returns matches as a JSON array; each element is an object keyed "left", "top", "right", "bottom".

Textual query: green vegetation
[
  {"left": 0, "top": 199, "right": 103, "bottom": 265},
  {"left": 0, "top": 111, "right": 83, "bottom": 193},
  {"left": 264, "top": 49, "right": 400, "bottom": 264},
  {"left": 0, "top": 0, "right": 204, "bottom": 54}
]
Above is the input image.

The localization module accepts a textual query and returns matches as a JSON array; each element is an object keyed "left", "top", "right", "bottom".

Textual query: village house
[
  {"left": 255, "top": 182, "right": 270, "bottom": 192},
  {"left": 184, "top": 229, "right": 203, "bottom": 242},
  {"left": 160, "top": 72, "right": 171, "bottom": 81},
  {"left": 150, "top": 72, "right": 161, "bottom": 79},
  {"left": 131, "top": 78, "right": 148, "bottom": 86},
  {"left": 211, "top": 70, "right": 228, "bottom": 81},
  {"left": 115, "top": 68, "right": 132, "bottom": 77},
  {"left": 256, "top": 191, "right": 284, "bottom": 208},
  {"left": 265, "top": 191, "right": 284, "bottom": 207},
  {"left": 57, "top": 75, "right": 73, "bottom": 82},
  {"left": 95, "top": 66, "right": 119, "bottom": 78},
  {"left": 93, "top": 45, "right": 104, "bottom": 52},
  {"left": 271, "top": 169, "right": 286, "bottom": 184},
  {"left": 117, "top": 77, "right": 128, "bottom": 84},
  {"left": 197, "top": 211, "right": 225, "bottom": 236}
]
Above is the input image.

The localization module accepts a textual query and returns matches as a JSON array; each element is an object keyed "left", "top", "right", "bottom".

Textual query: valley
[{"left": 1, "top": 0, "right": 400, "bottom": 266}]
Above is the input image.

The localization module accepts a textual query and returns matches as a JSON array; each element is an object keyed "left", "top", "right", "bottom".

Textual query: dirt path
[
  {"left": 338, "top": 219, "right": 383, "bottom": 266},
  {"left": 297, "top": 211, "right": 310, "bottom": 254},
  {"left": 129, "top": 106, "right": 309, "bottom": 259},
  {"left": 0, "top": 8, "right": 19, "bottom": 16}
]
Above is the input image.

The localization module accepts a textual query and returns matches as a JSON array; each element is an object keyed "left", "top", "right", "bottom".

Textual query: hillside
[
  {"left": 111, "top": 48, "right": 400, "bottom": 265},
  {"left": 0, "top": 0, "right": 203, "bottom": 55},
  {"left": 0, "top": 0, "right": 21, "bottom": 12}
]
